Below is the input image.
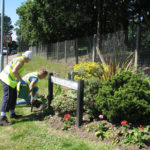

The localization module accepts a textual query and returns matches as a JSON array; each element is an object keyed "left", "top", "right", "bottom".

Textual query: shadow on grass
[{"left": 11, "top": 106, "right": 55, "bottom": 124}]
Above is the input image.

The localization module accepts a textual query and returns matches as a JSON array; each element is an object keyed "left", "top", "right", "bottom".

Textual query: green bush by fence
[{"left": 94, "top": 71, "right": 150, "bottom": 123}]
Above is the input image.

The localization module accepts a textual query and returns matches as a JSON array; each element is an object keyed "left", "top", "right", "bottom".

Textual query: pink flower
[
  {"left": 90, "top": 101, "right": 94, "bottom": 105},
  {"left": 64, "top": 114, "right": 70, "bottom": 120},
  {"left": 99, "top": 115, "right": 104, "bottom": 119},
  {"left": 63, "top": 88, "right": 67, "bottom": 91},
  {"left": 121, "top": 120, "right": 128, "bottom": 126},
  {"left": 53, "top": 72, "right": 57, "bottom": 75},
  {"left": 140, "top": 125, "right": 144, "bottom": 130}
]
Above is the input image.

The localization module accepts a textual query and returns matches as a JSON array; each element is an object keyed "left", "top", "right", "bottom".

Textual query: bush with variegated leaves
[{"left": 51, "top": 89, "right": 77, "bottom": 116}]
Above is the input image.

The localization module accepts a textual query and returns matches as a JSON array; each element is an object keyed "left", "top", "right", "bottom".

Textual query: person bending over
[
  {"left": 16, "top": 69, "right": 48, "bottom": 106},
  {"left": 0, "top": 51, "right": 33, "bottom": 126}
]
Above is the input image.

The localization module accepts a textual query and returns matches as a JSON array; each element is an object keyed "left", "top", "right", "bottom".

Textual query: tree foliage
[
  {"left": 8, "top": 41, "right": 18, "bottom": 50},
  {"left": 0, "top": 14, "right": 13, "bottom": 34},
  {"left": 16, "top": 0, "right": 150, "bottom": 48},
  {"left": 16, "top": 0, "right": 96, "bottom": 45}
]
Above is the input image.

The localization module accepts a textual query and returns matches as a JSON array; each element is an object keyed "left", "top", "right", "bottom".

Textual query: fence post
[
  {"left": 36, "top": 45, "right": 38, "bottom": 56},
  {"left": 65, "top": 40, "right": 67, "bottom": 64},
  {"left": 134, "top": 23, "right": 140, "bottom": 72},
  {"left": 76, "top": 80, "right": 84, "bottom": 127},
  {"left": 68, "top": 72, "right": 71, "bottom": 80},
  {"left": 57, "top": 42, "right": 59, "bottom": 62},
  {"left": 68, "top": 71, "right": 75, "bottom": 81},
  {"left": 48, "top": 73, "right": 53, "bottom": 109},
  {"left": 46, "top": 44, "right": 48, "bottom": 60},
  {"left": 75, "top": 38, "right": 78, "bottom": 64},
  {"left": 92, "top": 34, "right": 96, "bottom": 62}
]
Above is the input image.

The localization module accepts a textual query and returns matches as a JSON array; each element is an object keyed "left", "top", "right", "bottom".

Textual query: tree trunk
[{"left": 142, "top": 10, "right": 150, "bottom": 26}]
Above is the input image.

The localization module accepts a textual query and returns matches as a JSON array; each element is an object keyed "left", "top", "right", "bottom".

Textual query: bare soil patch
[{"left": 46, "top": 114, "right": 150, "bottom": 150}]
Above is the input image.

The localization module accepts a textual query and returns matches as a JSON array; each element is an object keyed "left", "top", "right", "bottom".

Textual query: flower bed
[{"left": 46, "top": 60, "right": 150, "bottom": 149}]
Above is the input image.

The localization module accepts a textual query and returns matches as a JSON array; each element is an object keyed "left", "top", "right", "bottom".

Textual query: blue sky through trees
[{"left": 4, "top": 0, "right": 26, "bottom": 40}]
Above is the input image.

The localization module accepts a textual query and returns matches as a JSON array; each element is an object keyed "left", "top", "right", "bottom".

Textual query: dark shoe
[
  {"left": 10, "top": 113, "right": 22, "bottom": 119},
  {"left": 0, "top": 116, "right": 11, "bottom": 126}
]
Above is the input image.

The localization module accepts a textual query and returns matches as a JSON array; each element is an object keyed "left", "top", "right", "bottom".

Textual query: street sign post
[
  {"left": 48, "top": 73, "right": 84, "bottom": 127},
  {"left": 0, "top": 0, "right": 5, "bottom": 72}
]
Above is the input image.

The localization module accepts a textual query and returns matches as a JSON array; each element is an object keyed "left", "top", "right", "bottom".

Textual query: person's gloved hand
[
  {"left": 30, "top": 96, "right": 34, "bottom": 105},
  {"left": 21, "top": 80, "right": 26, "bottom": 85},
  {"left": 30, "top": 99, "right": 35, "bottom": 105}
]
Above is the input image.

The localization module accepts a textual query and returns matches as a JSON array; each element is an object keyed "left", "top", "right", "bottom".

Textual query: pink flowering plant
[
  {"left": 99, "top": 115, "right": 104, "bottom": 119},
  {"left": 93, "top": 115, "right": 112, "bottom": 140}
]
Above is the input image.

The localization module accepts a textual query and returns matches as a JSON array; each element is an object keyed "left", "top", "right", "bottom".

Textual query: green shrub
[
  {"left": 95, "top": 71, "right": 150, "bottom": 123},
  {"left": 83, "top": 77, "right": 101, "bottom": 119},
  {"left": 51, "top": 89, "right": 77, "bottom": 116}
]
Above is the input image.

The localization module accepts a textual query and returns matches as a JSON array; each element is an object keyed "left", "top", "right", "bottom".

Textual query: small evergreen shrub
[{"left": 95, "top": 71, "right": 150, "bottom": 123}]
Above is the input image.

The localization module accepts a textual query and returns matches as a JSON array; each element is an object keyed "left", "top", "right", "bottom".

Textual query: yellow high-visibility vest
[
  {"left": 17, "top": 72, "right": 39, "bottom": 93},
  {"left": 0, "top": 57, "right": 24, "bottom": 88},
  {"left": 23, "top": 72, "right": 39, "bottom": 87}
]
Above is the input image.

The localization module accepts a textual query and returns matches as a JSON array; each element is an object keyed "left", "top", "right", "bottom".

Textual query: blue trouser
[
  {"left": 0, "top": 80, "right": 17, "bottom": 112},
  {"left": 16, "top": 87, "right": 39, "bottom": 105}
]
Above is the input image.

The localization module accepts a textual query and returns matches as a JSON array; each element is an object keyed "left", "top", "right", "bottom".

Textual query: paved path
[{"left": 3, "top": 54, "right": 17, "bottom": 67}]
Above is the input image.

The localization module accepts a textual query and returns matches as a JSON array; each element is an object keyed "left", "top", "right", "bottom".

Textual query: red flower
[
  {"left": 121, "top": 120, "right": 128, "bottom": 126},
  {"left": 140, "top": 125, "right": 144, "bottom": 130},
  {"left": 64, "top": 114, "right": 70, "bottom": 120},
  {"left": 63, "top": 88, "right": 67, "bottom": 91},
  {"left": 62, "top": 95, "right": 67, "bottom": 98}
]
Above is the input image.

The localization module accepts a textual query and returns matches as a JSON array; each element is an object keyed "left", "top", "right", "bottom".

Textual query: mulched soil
[{"left": 45, "top": 114, "right": 150, "bottom": 150}]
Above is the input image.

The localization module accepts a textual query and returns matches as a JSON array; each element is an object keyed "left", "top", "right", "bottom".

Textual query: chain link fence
[
  {"left": 30, "top": 33, "right": 128, "bottom": 63},
  {"left": 30, "top": 30, "right": 150, "bottom": 74}
]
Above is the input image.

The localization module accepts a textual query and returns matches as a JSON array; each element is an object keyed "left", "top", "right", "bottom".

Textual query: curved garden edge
[{"left": 45, "top": 113, "right": 150, "bottom": 150}]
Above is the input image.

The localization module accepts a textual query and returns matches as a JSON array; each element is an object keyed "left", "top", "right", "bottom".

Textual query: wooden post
[
  {"left": 75, "top": 38, "right": 78, "bottom": 64},
  {"left": 92, "top": 34, "right": 96, "bottom": 62},
  {"left": 68, "top": 72, "right": 71, "bottom": 80},
  {"left": 48, "top": 73, "right": 53, "bottom": 109},
  {"left": 46, "top": 44, "right": 48, "bottom": 60},
  {"left": 76, "top": 80, "right": 84, "bottom": 127},
  {"left": 36, "top": 45, "right": 38, "bottom": 56},
  {"left": 68, "top": 71, "right": 75, "bottom": 81},
  {"left": 57, "top": 42, "right": 59, "bottom": 62},
  {"left": 134, "top": 23, "right": 140, "bottom": 72},
  {"left": 48, "top": 74, "right": 84, "bottom": 126},
  {"left": 65, "top": 40, "right": 67, "bottom": 63}
]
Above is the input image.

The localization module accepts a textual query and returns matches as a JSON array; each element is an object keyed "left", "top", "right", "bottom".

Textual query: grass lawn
[{"left": 0, "top": 56, "right": 118, "bottom": 150}]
